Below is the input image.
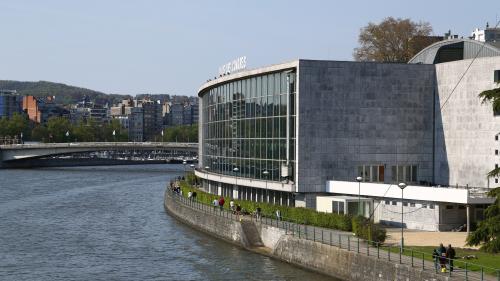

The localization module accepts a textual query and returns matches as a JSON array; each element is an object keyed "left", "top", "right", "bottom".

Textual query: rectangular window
[
  {"left": 421, "top": 203, "right": 427, "bottom": 208},
  {"left": 385, "top": 200, "right": 390, "bottom": 205},
  {"left": 379, "top": 166, "right": 385, "bottom": 182},
  {"left": 429, "top": 204, "right": 435, "bottom": 209},
  {"left": 410, "top": 202, "right": 416, "bottom": 207},
  {"left": 494, "top": 70, "right": 500, "bottom": 83},
  {"left": 403, "top": 202, "right": 408, "bottom": 207},
  {"left": 496, "top": 150, "right": 499, "bottom": 155},
  {"left": 446, "top": 205, "right": 454, "bottom": 209},
  {"left": 391, "top": 201, "right": 397, "bottom": 206}
]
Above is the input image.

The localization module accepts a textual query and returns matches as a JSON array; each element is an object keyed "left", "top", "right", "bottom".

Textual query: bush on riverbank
[{"left": 177, "top": 179, "right": 386, "bottom": 243}]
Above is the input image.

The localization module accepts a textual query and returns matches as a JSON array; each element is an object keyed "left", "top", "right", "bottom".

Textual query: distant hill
[{"left": 0, "top": 80, "right": 131, "bottom": 105}]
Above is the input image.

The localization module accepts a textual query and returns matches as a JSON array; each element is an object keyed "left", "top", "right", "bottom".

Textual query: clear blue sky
[{"left": 1, "top": 0, "right": 499, "bottom": 96}]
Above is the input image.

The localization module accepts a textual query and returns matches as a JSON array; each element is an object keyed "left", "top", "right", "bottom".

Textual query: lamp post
[
  {"left": 263, "top": 170, "right": 270, "bottom": 203},
  {"left": 182, "top": 160, "right": 187, "bottom": 178},
  {"left": 356, "top": 176, "right": 363, "bottom": 216},
  {"left": 204, "top": 166, "right": 210, "bottom": 191},
  {"left": 233, "top": 167, "right": 239, "bottom": 199},
  {"left": 398, "top": 182, "right": 407, "bottom": 254}
]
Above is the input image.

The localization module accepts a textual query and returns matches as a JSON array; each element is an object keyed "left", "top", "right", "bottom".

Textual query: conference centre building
[{"left": 195, "top": 37, "right": 500, "bottom": 231}]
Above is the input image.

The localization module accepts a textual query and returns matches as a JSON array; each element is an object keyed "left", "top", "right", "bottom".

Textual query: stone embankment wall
[{"left": 164, "top": 191, "right": 452, "bottom": 281}]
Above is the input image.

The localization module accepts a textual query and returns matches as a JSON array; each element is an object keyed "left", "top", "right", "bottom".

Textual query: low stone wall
[{"left": 164, "top": 191, "right": 452, "bottom": 281}]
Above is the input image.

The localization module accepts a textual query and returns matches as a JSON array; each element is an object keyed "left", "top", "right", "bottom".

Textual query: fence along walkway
[{"left": 167, "top": 189, "right": 499, "bottom": 281}]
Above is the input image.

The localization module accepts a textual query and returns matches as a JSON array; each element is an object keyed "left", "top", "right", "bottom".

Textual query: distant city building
[
  {"left": 69, "top": 96, "right": 109, "bottom": 124},
  {"left": 22, "top": 95, "right": 42, "bottom": 123},
  {"left": 0, "top": 90, "right": 22, "bottom": 119},
  {"left": 168, "top": 103, "right": 185, "bottom": 126},
  {"left": 142, "top": 101, "right": 162, "bottom": 141},
  {"left": 471, "top": 23, "right": 500, "bottom": 48},
  {"left": 128, "top": 107, "right": 144, "bottom": 142}
]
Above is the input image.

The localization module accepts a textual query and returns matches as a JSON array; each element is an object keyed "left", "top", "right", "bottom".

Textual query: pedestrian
[
  {"left": 432, "top": 249, "right": 439, "bottom": 271},
  {"left": 188, "top": 191, "right": 192, "bottom": 200},
  {"left": 218, "top": 196, "right": 225, "bottom": 211},
  {"left": 275, "top": 209, "right": 281, "bottom": 221},
  {"left": 192, "top": 191, "right": 197, "bottom": 201},
  {"left": 230, "top": 199, "right": 235, "bottom": 212},
  {"left": 213, "top": 198, "right": 219, "bottom": 210},
  {"left": 437, "top": 243, "right": 447, "bottom": 272},
  {"left": 256, "top": 206, "right": 262, "bottom": 220},
  {"left": 236, "top": 204, "right": 242, "bottom": 221},
  {"left": 446, "top": 244, "right": 456, "bottom": 272}
]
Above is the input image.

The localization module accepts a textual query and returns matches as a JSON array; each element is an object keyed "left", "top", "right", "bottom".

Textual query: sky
[{"left": 0, "top": 0, "right": 499, "bottom": 96}]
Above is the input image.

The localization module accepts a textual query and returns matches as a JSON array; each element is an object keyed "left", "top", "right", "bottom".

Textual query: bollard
[
  {"left": 411, "top": 250, "right": 414, "bottom": 267},
  {"left": 298, "top": 226, "right": 301, "bottom": 239},
  {"left": 448, "top": 259, "right": 451, "bottom": 277},
  {"left": 367, "top": 241, "right": 369, "bottom": 256},
  {"left": 465, "top": 262, "right": 468, "bottom": 281},
  {"left": 388, "top": 245, "right": 391, "bottom": 261},
  {"left": 357, "top": 237, "right": 360, "bottom": 253},
  {"left": 330, "top": 232, "right": 332, "bottom": 246},
  {"left": 338, "top": 234, "right": 341, "bottom": 248},
  {"left": 313, "top": 229, "right": 315, "bottom": 242},
  {"left": 321, "top": 229, "right": 323, "bottom": 244},
  {"left": 348, "top": 236, "right": 350, "bottom": 251},
  {"left": 377, "top": 242, "right": 379, "bottom": 259},
  {"left": 481, "top": 267, "right": 484, "bottom": 281}
]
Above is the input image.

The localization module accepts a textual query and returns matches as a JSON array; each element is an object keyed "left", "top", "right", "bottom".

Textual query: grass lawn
[{"left": 386, "top": 245, "right": 500, "bottom": 276}]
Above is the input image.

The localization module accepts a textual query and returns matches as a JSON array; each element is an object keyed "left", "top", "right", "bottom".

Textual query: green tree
[
  {"left": 0, "top": 113, "right": 31, "bottom": 140},
  {"left": 46, "top": 117, "right": 72, "bottom": 142},
  {"left": 466, "top": 188, "right": 500, "bottom": 252},
  {"left": 354, "top": 17, "right": 433, "bottom": 62},
  {"left": 160, "top": 125, "right": 198, "bottom": 142}
]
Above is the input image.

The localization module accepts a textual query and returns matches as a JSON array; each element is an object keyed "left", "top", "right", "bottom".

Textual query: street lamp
[
  {"left": 356, "top": 176, "right": 363, "bottom": 216},
  {"left": 398, "top": 182, "right": 407, "bottom": 256},
  {"left": 182, "top": 160, "right": 187, "bottom": 178},
  {"left": 204, "top": 166, "right": 210, "bottom": 189},
  {"left": 263, "top": 170, "right": 270, "bottom": 203},
  {"left": 233, "top": 167, "right": 239, "bottom": 199}
]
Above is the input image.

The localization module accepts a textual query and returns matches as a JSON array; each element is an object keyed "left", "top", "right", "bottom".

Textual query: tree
[
  {"left": 354, "top": 17, "right": 433, "bottom": 63},
  {"left": 479, "top": 87, "right": 500, "bottom": 115},
  {"left": 466, "top": 188, "right": 500, "bottom": 252}
]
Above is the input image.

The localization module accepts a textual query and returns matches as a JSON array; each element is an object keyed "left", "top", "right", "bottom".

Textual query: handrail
[{"left": 166, "top": 188, "right": 500, "bottom": 281}]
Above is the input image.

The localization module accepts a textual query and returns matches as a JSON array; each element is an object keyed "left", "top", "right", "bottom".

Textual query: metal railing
[{"left": 166, "top": 189, "right": 499, "bottom": 281}]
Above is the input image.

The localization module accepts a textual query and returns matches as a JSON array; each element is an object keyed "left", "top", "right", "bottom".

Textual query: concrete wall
[
  {"left": 165, "top": 191, "right": 452, "bottom": 281},
  {"left": 434, "top": 56, "right": 500, "bottom": 187},
  {"left": 297, "top": 60, "right": 436, "bottom": 207}
]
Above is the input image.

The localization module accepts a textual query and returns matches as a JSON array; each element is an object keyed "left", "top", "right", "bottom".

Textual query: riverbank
[{"left": 164, "top": 189, "right": 464, "bottom": 281}]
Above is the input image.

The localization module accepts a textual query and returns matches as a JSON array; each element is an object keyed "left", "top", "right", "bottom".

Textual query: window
[
  {"left": 495, "top": 70, "right": 500, "bottom": 83},
  {"left": 403, "top": 202, "right": 408, "bottom": 207},
  {"left": 446, "top": 205, "right": 454, "bottom": 209},
  {"left": 421, "top": 203, "right": 427, "bottom": 208},
  {"left": 385, "top": 200, "right": 390, "bottom": 205},
  {"left": 410, "top": 202, "right": 416, "bottom": 207},
  {"left": 458, "top": 205, "right": 466, "bottom": 210},
  {"left": 496, "top": 150, "right": 499, "bottom": 155},
  {"left": 496, "top": 135, "right": 499, "bottom": 141},
  {"left": 496, "top": 178, "right": 498, "bottom": 184},
  {"left": 391, "top": 165, "right": 418, "bottom": 183},
  {"left": 429, "top": 204, "right": 435, "bottom": 209},
  {"left": 391, "top": 201, "right": 397, "bottom": 206},
  {"left": 357, "top": 165, "right": 385, "bottom": 182}
]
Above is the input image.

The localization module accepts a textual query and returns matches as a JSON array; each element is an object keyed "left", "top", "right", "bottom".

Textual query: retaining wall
[{"left": 164, "top": 191, "right": 453, "bottom": 281}]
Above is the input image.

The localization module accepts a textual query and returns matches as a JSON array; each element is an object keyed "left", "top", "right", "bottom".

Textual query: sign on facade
[{"left": 218, "top": 56, "right": 247, "bottom": 76}]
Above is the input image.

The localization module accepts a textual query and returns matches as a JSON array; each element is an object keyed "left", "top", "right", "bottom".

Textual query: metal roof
[{"left": 408, "top": 38, "right": 500, "bottom": 64}]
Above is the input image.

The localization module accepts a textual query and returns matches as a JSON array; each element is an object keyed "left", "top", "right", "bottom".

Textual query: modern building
[
  {"left": 195, "top": 38, "right": 500, "bottom": 231},
  {"left": 0, "top": 90, "right": 22, "bottom": 119},
  {"left": 128, "top": 107, "right": 144, "bottom": 142},
  {"left": 23, "top": 95, "right": 69, "bottom": 124}
]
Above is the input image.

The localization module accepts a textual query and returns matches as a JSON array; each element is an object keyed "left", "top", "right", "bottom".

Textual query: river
[{"left": 0, "top": 164, "right": 332, "bottom": 280}]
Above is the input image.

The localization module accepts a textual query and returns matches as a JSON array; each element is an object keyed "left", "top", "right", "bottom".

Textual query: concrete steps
[{"left": 240, "top": 220, "right": 264, "bottom": 248}]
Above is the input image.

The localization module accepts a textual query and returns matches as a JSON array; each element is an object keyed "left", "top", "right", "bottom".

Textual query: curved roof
[{"left": 408, "top": 38, "right": 500, "bottom": 64}]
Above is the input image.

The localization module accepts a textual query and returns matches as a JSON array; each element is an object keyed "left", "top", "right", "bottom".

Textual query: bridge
[{"left": 0, "top": 142, "right": 198, "bottom": 168}]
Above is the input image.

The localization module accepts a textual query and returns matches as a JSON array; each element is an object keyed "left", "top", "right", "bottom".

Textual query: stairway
[{"left": 240, "top": 220, "right": 264, "bottom": 248}]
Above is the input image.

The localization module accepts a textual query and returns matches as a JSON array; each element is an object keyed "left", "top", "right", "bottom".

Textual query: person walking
[
  {"left": 188, "top": 191, "right": 192, "bottom": 200},
  {"left": 437, "top": 243, "right": 447, "bottom": 272},
  {"left": 212, "top": 198, "right": 219, "bottom": 210},
  {"left": 256, "top": 206, "right": 262, "bottom": 220},
  {"left": 218, "top": 196, "right": 225, "bottom": 211},
  {"left": 192, "top": 191, "right": 197, "bottom": 201},
  {"left": 446, "top": 244, "right": 456, "bottom": 272},
  {"left": 275, "top": 209, "right": 281, "bottom": 221},
  {"left": 432, "top": 249, "right": 439, "bottom": 271}
]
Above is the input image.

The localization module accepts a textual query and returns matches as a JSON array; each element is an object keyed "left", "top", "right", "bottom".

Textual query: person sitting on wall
[
  {"left": 236, "top": 204, "right": 242, "bottom": 221},
  {"left": 192, "top": 191, "right": 197, "bottom": 201},
  {"left": 229, "top": 199, "right": 235, "bottom": 213}
]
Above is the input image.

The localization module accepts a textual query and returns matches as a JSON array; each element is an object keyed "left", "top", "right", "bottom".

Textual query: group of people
[{"left": 432, "top": 243, "right": 456, "bottom": 273}]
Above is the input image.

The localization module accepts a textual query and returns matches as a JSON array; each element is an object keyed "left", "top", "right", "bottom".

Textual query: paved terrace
[{"left": 0, "top": 142, "right": 198, "bottom": 162}]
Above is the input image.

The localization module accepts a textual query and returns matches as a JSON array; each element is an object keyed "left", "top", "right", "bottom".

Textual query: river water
[{"left": 0, "top": 164, "right": 332, "bottom": 281}]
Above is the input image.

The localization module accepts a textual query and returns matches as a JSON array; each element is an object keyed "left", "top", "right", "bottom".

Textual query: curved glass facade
[{"left": 201, "top": 70, "right": 296, "bottom": 182}]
